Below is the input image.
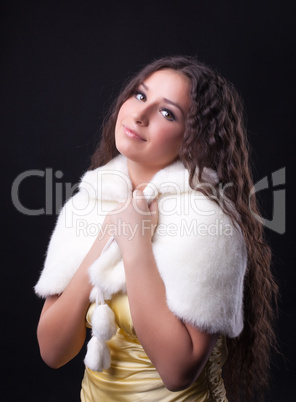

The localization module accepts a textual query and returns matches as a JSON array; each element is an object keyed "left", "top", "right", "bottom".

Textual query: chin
[{"left": 115, "top": 141, "right": 140, "bottom": 162}]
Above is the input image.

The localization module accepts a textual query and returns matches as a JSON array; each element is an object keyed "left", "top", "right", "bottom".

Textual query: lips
[{"left": 123, "top": 125, "right": 146, "bottom": 141}]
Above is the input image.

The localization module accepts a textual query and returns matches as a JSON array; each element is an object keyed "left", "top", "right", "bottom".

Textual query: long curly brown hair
[{"left": 90, "top": 55, "right": 278, "bottom": 401}]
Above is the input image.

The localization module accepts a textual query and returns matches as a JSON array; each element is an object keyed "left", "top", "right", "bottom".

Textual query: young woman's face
[{"left": 115, "top": 69, "right": 191, "bottom": 172}]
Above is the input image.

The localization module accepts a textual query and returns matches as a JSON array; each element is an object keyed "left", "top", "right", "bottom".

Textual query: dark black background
[{"left": 1, "top": 1, "right": 295, "bottom": 401}]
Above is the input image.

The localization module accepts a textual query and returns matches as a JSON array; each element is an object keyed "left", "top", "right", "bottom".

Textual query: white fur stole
[{"left": 34, "top": 155, "right": 247, "bottom": 372}]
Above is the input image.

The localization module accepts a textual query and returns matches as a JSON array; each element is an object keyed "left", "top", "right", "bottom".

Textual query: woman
[{"left": 35, "top": 56, "right": 278, "bottom": 401}]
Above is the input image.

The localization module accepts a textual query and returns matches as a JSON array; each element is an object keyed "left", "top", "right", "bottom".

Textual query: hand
[{"left": 107, "top": 189, "right": 158, "bottom": 256}]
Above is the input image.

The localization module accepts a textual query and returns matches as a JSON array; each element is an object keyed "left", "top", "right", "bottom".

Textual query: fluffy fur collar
[{"left": 79, "top": 154, "right": 219, "bottom": 202}]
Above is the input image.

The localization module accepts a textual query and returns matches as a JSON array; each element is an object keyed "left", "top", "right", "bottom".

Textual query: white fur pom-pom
[
  {"left": 92, "top": 304, "right": 117, "bottom": 341},
  {"left": 84, "top": 336, "right": 111, "bottom": 372}
]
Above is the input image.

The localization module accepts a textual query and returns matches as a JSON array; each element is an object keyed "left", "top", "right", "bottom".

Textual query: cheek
[
  {"left": 115, "top": 103, "right": 129, "bottom": 136},
  {"left": 165, "top": 127, "right": 184, "bottom": 154},
  {"left": 153, "top": 126, "right": 183, "bottom": 158},
  {"left": 156, "top": 124, "right": 184, "bottom": 144},
  {"left": 115, "top": 106, "right": 124, "bottom": 127},
  {"left": 118, "top": 100, "right": 132, "bottom": 118},
  {"left": 116, "top": 101, "right": 129, "bottom": 123}
]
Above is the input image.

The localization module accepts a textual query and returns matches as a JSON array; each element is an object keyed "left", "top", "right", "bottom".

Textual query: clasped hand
[{"left": 104, "top": 189, "right": 158, "bottom": 257}]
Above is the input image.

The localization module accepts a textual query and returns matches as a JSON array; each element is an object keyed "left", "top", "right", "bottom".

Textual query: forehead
[
  {"left": 144, "top": 68, "right": 190, "bottom": 88},
  {"left": 142, "top": 69, "right": 191, "bottom": 106}
]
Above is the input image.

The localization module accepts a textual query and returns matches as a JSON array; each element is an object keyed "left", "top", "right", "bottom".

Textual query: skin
[
  {"left": 115, "top": 69, "right": 192, "bottom": 186},
  {"left": 37, "top": 69, "right": 218, "bottom": 392}
]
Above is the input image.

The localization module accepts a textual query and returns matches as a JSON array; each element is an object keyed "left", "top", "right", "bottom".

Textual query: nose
[{"left": 132, "top": 103, "right": 150, "bottom": 126}]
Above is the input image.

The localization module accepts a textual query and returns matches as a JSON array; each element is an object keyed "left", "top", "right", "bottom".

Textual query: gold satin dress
[{"left": 81, "top": 293, "right": 228, "bottom": 401}]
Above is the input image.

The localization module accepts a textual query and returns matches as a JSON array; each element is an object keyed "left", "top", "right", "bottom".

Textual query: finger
[
  {"left": 132, "top": 189, "right": 149, "bottom": 214},
  {"left": 110, "top": 199, "right": 132, "bottom": 215},
  {"left": 132, "top": 189, "right": 143, "bottom": 198},
  {"left": 149, "top": 199, "right": 159, "bottom": 227}
]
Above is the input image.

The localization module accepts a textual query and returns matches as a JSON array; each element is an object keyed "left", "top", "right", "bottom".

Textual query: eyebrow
[{"left": 140, "top": 83, "right": 185, "bottom": 116}]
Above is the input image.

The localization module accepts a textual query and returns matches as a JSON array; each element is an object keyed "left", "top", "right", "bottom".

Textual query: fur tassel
[
  {"left": 84, "top": 301, "right": 117, "bottom": 371},
  {"left": 84, "top": 336, "right": 111, "bottom": 372},
  {"left": 89, "top": 240, "right": 121, "bottom": 286},
  {"left": 91, "top": 304, "right": 117, "bottom": 340}
]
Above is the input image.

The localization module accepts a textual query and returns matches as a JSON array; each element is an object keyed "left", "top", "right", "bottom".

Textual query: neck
[{"left": 127, "top": 160, "right": 160, "bottom": 190}]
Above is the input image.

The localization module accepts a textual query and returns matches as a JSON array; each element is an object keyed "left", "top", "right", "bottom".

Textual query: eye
[
  {"left": 161, "top": 108, "right": 175, "bottom": 122},
  {"left": 134, "top": 91, "right": 146, "bottom": 102}
]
